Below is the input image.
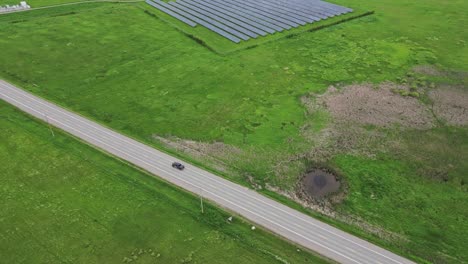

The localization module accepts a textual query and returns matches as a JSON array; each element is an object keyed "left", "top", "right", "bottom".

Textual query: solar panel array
[{"left": 146, "top": 0, "right": 352, "bottom": 43}]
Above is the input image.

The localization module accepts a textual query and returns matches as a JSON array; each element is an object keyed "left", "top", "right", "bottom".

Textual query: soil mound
[{"left": 302, "top": 169, "right": 340, "bottom": 198}]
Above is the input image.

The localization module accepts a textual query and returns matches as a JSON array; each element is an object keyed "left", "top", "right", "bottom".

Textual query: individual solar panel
[
  {"left": 169, "top": 1, "right": 250, "bottom": 40},
  {"left": 145, "top": 0, "right": 197, "bottom": 27},
  {"left": 176, "top": 0, "right": 259, "bottom": 38},
  {"left": 194, "top": 0, "right": 283, "bottom": 32},
  {"left": 147, "top": 0, "right": 241, "bottom": 43},
  {"left": 179, "top": 0, "right": 269, "bottom": 36}
]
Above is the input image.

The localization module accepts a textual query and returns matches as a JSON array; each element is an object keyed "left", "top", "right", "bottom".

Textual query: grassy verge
[
  {"left": 0, "top": 101, "right": 330, "bottom": 263},
  {"left": 0, "top": 0, "right": 467, "bottom": 263}
]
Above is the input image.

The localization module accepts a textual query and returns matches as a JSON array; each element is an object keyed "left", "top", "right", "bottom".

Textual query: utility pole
[
  {"left": 44, "top": 114, "right": 55, "bottom": 138},
  {"left": 200, "top": 188, "right": 204, "bottom": 214}
]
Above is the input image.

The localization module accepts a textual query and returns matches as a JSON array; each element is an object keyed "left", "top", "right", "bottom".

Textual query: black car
[{"left": 172, "top": 162, "right": 185, "bottom": 170}]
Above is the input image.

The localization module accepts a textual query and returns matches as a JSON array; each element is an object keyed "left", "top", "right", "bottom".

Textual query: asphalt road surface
[{"left": 0, "top": 80, "right": 415, "bottom": 264}]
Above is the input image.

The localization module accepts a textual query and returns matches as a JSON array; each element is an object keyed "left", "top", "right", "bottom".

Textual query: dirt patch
[
  {"left": 152, "top": 135, "right": 278, "bottom": 190},
  {"left": 320, "top": 83, "right": 435, "bottom": 129},
  {"left": 154, "top": 136, "right": 242, "bottom": 158},
  {"left": 429, "top": 87, "right": 468, "bottom": 126},
  {"left": 301, "top": 169, "right": 340, "bottom": 198},
  {"left": 300, "top": 83, "right": 468, "bottom": 165},
  {"left": 413, "top": 65, "right": 468, "bottom": 80},
  {"left": 152, "top": 135, "right": 242, "bottom": 174},
  {"left": 413, "top": 65, "right": 445, "bottom": 76},
  {"left": 266, "top": 81, "right": 467, "bottom": 244},
  {"left": 301, "top": 124, "right": 396, "bottom": 164}
]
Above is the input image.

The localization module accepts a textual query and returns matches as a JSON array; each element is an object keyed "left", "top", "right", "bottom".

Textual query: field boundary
[{"left": 221, "top": 11, "right": 375, "bottom": 56}]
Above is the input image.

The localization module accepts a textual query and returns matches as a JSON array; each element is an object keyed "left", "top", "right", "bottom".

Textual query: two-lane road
[{"left": 0, "top": 80, "right": 415, "bottom": 264}]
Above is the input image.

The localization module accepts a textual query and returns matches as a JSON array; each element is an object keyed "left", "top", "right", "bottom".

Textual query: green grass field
[
  {"left": 1, "top": 0, "right": 467, "bottom": 263},
  {"left": 0, "top": 0, "right": 121, "bottom": 8},
  {"left": 0, "top": 101, "right": 329, "bottom": 263}
]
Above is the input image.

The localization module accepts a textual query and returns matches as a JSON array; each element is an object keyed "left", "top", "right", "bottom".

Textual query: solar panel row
[
  {"left": 170, "top": 1, "right": 250, "bottom": 40},
  {"left": 176, "top": 0, "right": 259, "bottom": 38},
  {"left": 179, "top": 0, "right": 268, "bottom": 36},
  {"left": 270, "top": 0, "right": 335, "bottom": 17},
  {"left": 150, "top": 0, "right": 242, "bottom": 42},
  {"left": 146, "top": 0, "right": 352, "bottom": 43},
  {"left": 254, "top": 0, "right": 324, "bottom": 21},
  {"left": 208, "top": 0, "right": 292, "bottom": 30},
  {"left": 190, "top": 0, "right": 276, "bottom": 34},
  {"left": 225, "top": 0, "right": 300, "bottom": 27},
  {"left": 253, "top": 0, "right": 322, "bottom": 21},
  {"left": 145, "top": 0, "right": 196, "bottom": 27},
  {"left": 249, "top": 0, "right": 312, "bottom": 24},
  {"left": 263, "top": 0, "right": 329, "bottom": 19}
]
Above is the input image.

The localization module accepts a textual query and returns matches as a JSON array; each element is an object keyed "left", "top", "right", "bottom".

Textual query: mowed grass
[
  {"left": 0, "top": 0, "right": 124, "bottom": 8},
  {"left": 0, "top": 0, "right": 467, "bottom": 263},
  {"left": 0, "top": 101, "right": 329, "bottom": 264}
]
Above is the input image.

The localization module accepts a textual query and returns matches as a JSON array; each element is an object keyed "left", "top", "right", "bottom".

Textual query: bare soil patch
[
  {"left": 152, "top": 135, "right": 242, "bottom": 174},
  {"left": 301, "top": 169, "right": 340, "bottom": 198},
  {"left": 429, "top": 87, "right": 468, "bottom": 126},
  {"left": 153, "top": 136, "right": 242, "bottom": 158},
  {"left": 299, "top": 121, "right": 397, "bottom": 165},
  {"left": 413, "top": 65, "right": 468, "bottom": 80},
  {"left": 320, "top": 83, "right": 435, "bottom": 129},
  {"left": 413, "top": 65, "right": 445, "bottom": 76}
]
